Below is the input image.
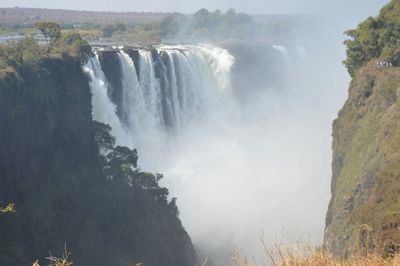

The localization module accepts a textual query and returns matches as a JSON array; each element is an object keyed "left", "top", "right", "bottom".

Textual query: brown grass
[
  {"left": 32, "top": 245, "right": 73, "bottom": 266},
  {"left": 232, "top": 236, "right": 400, "bottom": 266},
  {"left": 232, "top": 246, "right": 400, "bottom": 266}
]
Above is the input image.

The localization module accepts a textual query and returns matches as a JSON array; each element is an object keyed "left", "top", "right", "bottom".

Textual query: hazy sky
[{"left": 1, "top": 0, "right": 389, "bottom": 16}]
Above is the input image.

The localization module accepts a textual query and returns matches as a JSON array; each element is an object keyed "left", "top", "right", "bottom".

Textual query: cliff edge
[
  {"left": 325, "top": 0, "right": 400, "bottom": 256},
  {"left": 0, "top": 33, "right": 197, "bottom": 266}
]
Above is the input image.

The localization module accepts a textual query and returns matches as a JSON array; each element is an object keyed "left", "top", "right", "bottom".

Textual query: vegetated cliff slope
[
  {"left": 0, "top": 36, "right": 196, "bottom": 266},
  {"left": 324, "top": 0, "right": 400, "bottom": 256},
  {"left": 325, "top": 62, "right": 400, "bottom": 256}
]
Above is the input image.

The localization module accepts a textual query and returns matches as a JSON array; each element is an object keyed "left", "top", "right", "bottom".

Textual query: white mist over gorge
[
  {"left": 77, "top": 3, "right": 392, "bottom": 264},
  {"left": 82, "top": 39, "right": 346, "bottom": 263}
]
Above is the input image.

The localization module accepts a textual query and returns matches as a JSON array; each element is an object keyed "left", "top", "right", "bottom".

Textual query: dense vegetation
[
  {"left": 344, "top": 0, "right": 400, "bottom": 76},
  {"left": 0, "top": 25, "right": 196, "bottom": 265}
]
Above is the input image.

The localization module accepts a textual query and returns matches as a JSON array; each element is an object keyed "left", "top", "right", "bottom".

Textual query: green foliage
[
  {"left": 52, "top": 32, "right": 94, "bottom": 64},
  {"left": 94, "top": 121, "right": 177, "bottom": 206},
  {"left": 91, "top": 122, "right": 192, "bottom": 264},
  {"left": 35, "top": 21, "right": 62, "bottom": 44},
  {"left": 0, "top": 9, "right": 300, "bottom": 44},
  {"left": 128, "top": 22, "right": 161, "bottom": 43},
  {"left": 104, "top": 145, "right": 139, "bottom": 184},
  {"left": 101, "top": 25, "right": 115, "bottom": 38},
  {"left": 160, "top": 13, "right": 187, "bottom": 38},
  {"left": 0, "top": 203, "right": 15, "bottom": 214},
  {"left": 0, "top": 23, "right": 93, "bottom": 70},
  {"left": 344, "top": 0, "right": 400, "bottom": 76},
  {"left": 93, "top": 122, "right": 115, "bottom": 151},
  {"left": 95, "top": 122, "right": 170, "bottom": 200},
  {"left": 101, "top": 23, "right": 127, "bottom": 37},
  {"left": 0, "top": 36, "right": 43, "bottom": 68}
]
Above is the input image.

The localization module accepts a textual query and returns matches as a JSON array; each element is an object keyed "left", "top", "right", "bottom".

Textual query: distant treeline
[
  {"left": 0, "top": 8, "right": 300, "bottom": 43},
  {"left": 99, "top": 8, "right": 299, "bottom": 41},
  {"left": 159, "top": 9, "right": 255, "bottom": 39}
]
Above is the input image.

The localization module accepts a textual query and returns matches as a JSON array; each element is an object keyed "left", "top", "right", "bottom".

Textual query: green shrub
[{"left": 344, "top": 0, "right": 400, "bottom": 76}]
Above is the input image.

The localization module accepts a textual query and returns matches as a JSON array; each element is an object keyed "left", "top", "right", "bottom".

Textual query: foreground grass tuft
[
  {"left": 32, "top": 246, "right": 73, "bottom": 266},
  {"left": 232, "top": 238, "right": 400, "bottom": 266}
]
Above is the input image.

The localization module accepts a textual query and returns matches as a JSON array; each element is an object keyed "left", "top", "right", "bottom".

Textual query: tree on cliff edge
[{"left": 35, "top": 22, "right": 61, "bottom": 44}]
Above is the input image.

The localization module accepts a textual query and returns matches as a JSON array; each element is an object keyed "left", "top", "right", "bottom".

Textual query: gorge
[
  {"left": 2, "top": 1, "right": 399, "bottom": 263},
  {"left": 83, "top": 41, "right": 342, "bottom": 264}
]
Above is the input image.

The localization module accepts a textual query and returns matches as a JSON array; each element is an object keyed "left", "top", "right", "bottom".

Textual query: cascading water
[
  {"left": 83, "top": 55, "right": 133, "bottom": 148},
  {"left": 86, "top": 44, "right": 234, "bottom": 153},
  {"left": 137, "top": 49, "right": 162, "bottom": 125},
  {"left": 117, "top": 50, "right": 156, "bottom": 135},
  {"left": 86, "top": 42, "right": 334, "bottom": 265}
]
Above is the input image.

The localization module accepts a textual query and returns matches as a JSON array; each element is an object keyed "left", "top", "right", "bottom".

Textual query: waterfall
[
  {"left": 82, "top": 44, "right": 236, "bottom": 164},
  {"left": 83, "top": 55, "right": 133, "bottom": 148},
  {"left": 137, "top": 49, "right": 162, "bottom": 125},
  {"left": 85, "top": 42, "right": 333, "bottom": 264},
  {"left": 117, "top": 50, "right": 156, "bottom": 136},
  {"left": 88, "top": 44, "right": 234, "bottom": 147}
]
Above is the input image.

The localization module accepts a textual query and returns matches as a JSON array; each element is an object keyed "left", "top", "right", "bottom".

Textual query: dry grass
[
  {"left": 232, "top": 236, "right": 400, "bottom": 266},
  {"left": 32, "top": 245, "right": 73, "bottom": 266},
  {"left": 232, "top": 246, "right": 400, "bottom": 266}
]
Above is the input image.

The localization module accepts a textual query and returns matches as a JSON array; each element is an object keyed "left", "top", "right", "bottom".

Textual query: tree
[
  {"left": 226, "top": 8, "right": 237, "bottom": 17},
  {"left": 0, "top": 37, "right": 41, "bottom": 67},
  {"left": 114, "top": 23, "right": 127, "bottom": 32},
  {"left": 101, "top": 24, "right": 116, "bottom": 38},
  {"left": 159, "top": 13, "right": 186, "bottom": 38},
  {"left": 35, "top": 22, "right": 61, "bottom": 44},
  {"left": 194, "top": 8, "right": 211, "bottom": 29},
  {"left": 94, "top": 122, "right": 115, "bottom": 151},
  {"left": 57, "top": 32, "right": 93, "bottom": 64},
  {"left": 101, "top": 23, "right": 127, "bottom": 38}
]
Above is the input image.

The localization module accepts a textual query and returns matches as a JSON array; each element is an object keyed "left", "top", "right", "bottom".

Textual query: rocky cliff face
[
  {"left": 324, "top": 61, "right": 400, "bottom": 256},
  {"left": 324, "top": 0, "right": 400, "bottom": 257},
  {"left": 0, "top": 50, "right": 197, "bottom": 266}
]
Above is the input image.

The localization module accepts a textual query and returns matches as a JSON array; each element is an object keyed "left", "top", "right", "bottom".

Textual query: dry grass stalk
[
  {"left": 232, "top": 232, "right": 400, "bottom": 266},
  {"left": 32, "top": 245, "right": 73, "bottom": 266}
]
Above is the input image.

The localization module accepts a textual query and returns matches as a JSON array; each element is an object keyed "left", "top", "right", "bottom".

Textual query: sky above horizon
[{"left": 1, "top": 0, "right": 389, "bottom": 16}]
